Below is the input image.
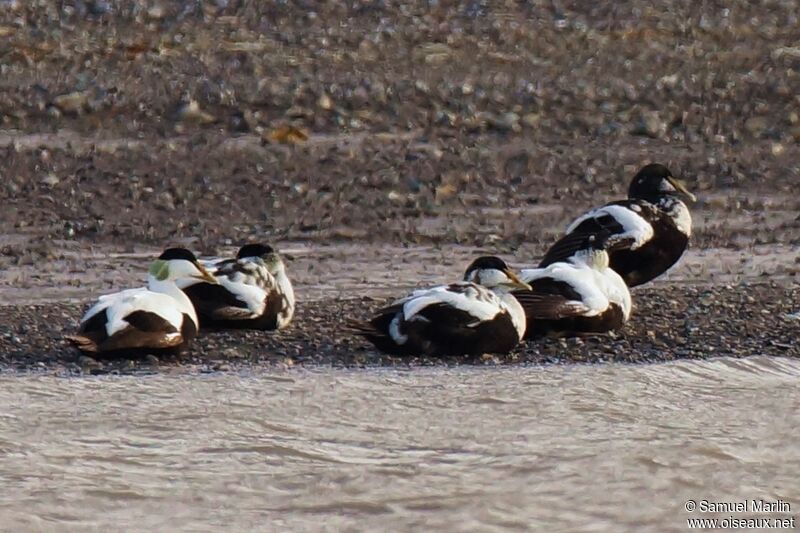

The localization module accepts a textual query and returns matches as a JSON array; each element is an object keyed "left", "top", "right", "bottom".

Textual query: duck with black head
[
  {"left": 66, "top": 248, "right": 217, "bottom": 357},
  {"left": 350, "top": 256, "right": 531, "bottom": 356},
  {"left": 539, "top": 163, "right": 697, "bottom": 287},
  {"left": 177, "top": 243, "right": 295, "bottom": 330}
]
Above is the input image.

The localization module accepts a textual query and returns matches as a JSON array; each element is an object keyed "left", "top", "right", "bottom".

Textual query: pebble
[
  {"left": 78, "top": 355, "right": 100, "bottom": 368},
  {"left": 53, "top": 91, "right": 89, "bottom": 114},
  {"left": 630, "top": 112, "right": 665, "bottom": 138},
  {"left": 175, "top": 100, "right": 215, "bottom": 124},
  {"left": 41, "top": 174, "right": 60, "bottom": 187}
]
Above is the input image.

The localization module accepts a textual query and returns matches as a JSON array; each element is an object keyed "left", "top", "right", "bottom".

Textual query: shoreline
[{"left": 1, "top": 279, "right": 797, "bottom": 375}]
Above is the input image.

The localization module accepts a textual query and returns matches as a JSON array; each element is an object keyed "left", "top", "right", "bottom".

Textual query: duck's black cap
[
  {"left": 464, "top": 256, "right": 510, "bottom": 276},
  {"left": 237, "top": 243, "right": 275, "bottom": 259},
  {"left": 158, "top": 247, "right": 198, "bottom": 262},
  {"left": 628, "top": 163, "right": 674, "bottom": 200}
]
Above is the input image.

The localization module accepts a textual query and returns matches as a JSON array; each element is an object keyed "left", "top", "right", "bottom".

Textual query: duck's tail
[
  {"left": 344, "top": 319, "right": 381, "bottom": 337},
  {"left": 64, "top": 334, "right": 99, "bottom": 353}
]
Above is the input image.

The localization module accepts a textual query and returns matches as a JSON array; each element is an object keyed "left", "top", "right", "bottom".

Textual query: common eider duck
[
  {"left": 539, "top": 163, "right": 696, "bottom": 287},
  {"left": 66, "top": 248, "right": 217, "bottom": 356},
  {"left": 351, "top": 256, "right": 531, "bottom": 356},
  {"left": 514, "top": 234, "right": 632, "bottom": 338},
  {"left": 177, "top": 243, "right": 295, "bottom": 330}
]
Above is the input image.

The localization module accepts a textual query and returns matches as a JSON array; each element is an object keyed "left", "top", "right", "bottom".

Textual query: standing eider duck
[
  {"left": 66, "top": 248, "right": 217, "bottom": 356},
  {"left": 177, "top": 243, "right": 295, "bottom": 330},
  {"left": 514, "top": 234, "right": 632, "bottom": 338},
  {"left": 539, "top": 163, "right": 696, "bottom": 287},
  {"left": 350, "top": 256, "right": 531, "bottom": 356}
]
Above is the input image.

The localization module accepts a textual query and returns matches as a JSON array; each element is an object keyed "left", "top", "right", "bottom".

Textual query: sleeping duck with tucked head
[
  {"left": 176, "top": 243, "right": 295, "bottom": 330},
  {"left": 350, "top": 256, "right": 531, "bottom": 356},
  {"left": 66, "top": 248, "right": 217, "bottom": 357},
  {"left": 514, "top": 232, "right": 632, "bottom": 339}
]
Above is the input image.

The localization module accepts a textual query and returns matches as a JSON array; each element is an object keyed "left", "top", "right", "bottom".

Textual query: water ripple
[{"left": 0, "top": 356, "right": 798, "bottom": 531}]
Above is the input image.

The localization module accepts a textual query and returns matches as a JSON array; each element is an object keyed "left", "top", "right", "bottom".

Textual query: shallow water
[{"left": 1, "top": 356, "right": 799, "bottom": 532}]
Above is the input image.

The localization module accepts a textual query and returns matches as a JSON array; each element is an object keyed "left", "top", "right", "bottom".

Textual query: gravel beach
[{"left": 0, "top": 1, "right": 798, "bottom": 372}]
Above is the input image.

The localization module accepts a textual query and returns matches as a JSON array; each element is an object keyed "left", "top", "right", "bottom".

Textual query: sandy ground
[
  {"left": 0, "top": 241, "right": 798, "bottom": 373},
  {"left": 0, "top": 2, "right": 798, "bottom": 372}
]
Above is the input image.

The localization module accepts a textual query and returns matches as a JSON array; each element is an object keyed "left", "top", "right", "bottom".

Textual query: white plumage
[
  {"left": 81, "top": 287, "right": 188, "bottom": 340},
  {"left": 566, "top": 204, "right": 654, "bottom": 251},
  {"left": 539, "top": 163, "right": 696, "bottom": 288},
  {"left": 67, "top": 248, "right": 217, "bottom": 355},
  {"left": 661, "top": 198, "right": 693, "bottom": 236},
  {"left": 351, "top": 256, "right": 530, "bottom": 356},
  {"left": 394, "top": 282, "right": 526, "bottom": 340},
  {"left": 178, "top": 244, "right": 295, "bottom": 330},
  {"left": 514, "top": 247, "right": 632, "bottom": 338},
  {"left": 520, "top": 256, "right": 631, "bottom": 321}
]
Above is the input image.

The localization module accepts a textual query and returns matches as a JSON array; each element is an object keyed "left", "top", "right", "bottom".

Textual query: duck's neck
[
  {"left": 147, "top": 275, "right": 199, "bottom": 326},
  {"left": 274, "top": 268, "right": 295, "bottom": 326},
  {"left": 569, "top": 249, "right": 609, "bottom": 271},
  {"left": 657, "top": 196, "right": 692, "bottom": 236},
  {"left": 492, "top": 287, "right": 527, "bottom": 339}
]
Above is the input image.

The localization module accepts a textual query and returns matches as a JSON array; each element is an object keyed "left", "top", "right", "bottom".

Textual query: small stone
[
  {"left": 46, "top": 105, "right": 62, "bottom": 119},
  {"left": 86, "top": 0, "right": 112, "bottom": 15},
  {"left": 175, "top": 100, "right": 215, "bottom": 124},
  {"left": 41, "top": 174, "right": 60, "bottom": 187},
  {"left": 318, "top": 93, "right": 333, "bottom": 110},
  {"left": 147, "top": 4, "right": 166, "bottom": 19},
  {"left": 656, "top": 73, "right": 679, "bottom": 89},
  {"left": 630, "top": 111, "right": 665, "bottom": 138},
  {"left": 744, "top": 116, "right": 769, "bottom": 137},
  {"left": 488, "top": 112, "right": 520, "bottom": 132},
  {"left": 435, "top": 183, "right": 457, "bottom": 203},
  {"left": 53, "top": 91, "right": 89, "bottom": 114},
  {"left": 78, "top": 355, "right": 100, "bottom": 368},
  {"left": 522, "top": 113, "right": 541, "bottom": 128}
]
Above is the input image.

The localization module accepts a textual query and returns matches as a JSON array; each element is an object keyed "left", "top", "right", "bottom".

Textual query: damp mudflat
[{"left": 1, "top": 356, "right": 798, "bottom": 532}]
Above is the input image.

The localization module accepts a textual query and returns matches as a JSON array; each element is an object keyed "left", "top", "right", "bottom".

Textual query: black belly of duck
[
  {"left": 523, "top": 305, "right": 625, "bottom": 339},
  {"left": 514, "top": 276, "right": 627, "bottom": 339},
  {"left": 610, "top": 226, "right": 688, "bottom": 287},
  {"left": 363, "top": 306, "right": 521, "bottom": 356}
]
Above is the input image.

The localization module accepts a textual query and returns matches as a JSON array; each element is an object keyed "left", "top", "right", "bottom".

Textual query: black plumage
[
  {"left": 350, "top": 256, "right": 530, "bottom": 356},
  {"left": 540, "top": 164, "right": 695, "bottom": 287}
]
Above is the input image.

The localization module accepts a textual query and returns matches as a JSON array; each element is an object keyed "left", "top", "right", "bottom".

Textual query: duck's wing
[
  {"left": 402, "top": 283, "right": 503, "bottom": 325},
  {"left": 514, "top": 267, "right": 608, "bottom": 319},
  {"left": 79, "top": 287, "right": 147, "bottom": 324},
  {"left": 539, "top": 200, "right": 655, "bottom": 267},
  {"left": 70, "top": 289, "right": 186, "bottom": 352},
  {"left": 187, "top": 257, "right": 274, "bottom": 320},
  {"left": 103, "top": 290, "right": 185, "bottom": 337},
  {"left": 352, "top": 283, "right": 501, "bottom": 340}
]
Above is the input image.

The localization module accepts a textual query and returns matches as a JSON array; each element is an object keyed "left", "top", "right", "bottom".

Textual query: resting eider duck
[
  {"left": 514, "top": 234, "right": 632, "bottom": 338},
  {"left": 351, "top": 256, "right": 531, "bottom": 356},
  {"left": 66, "top": 248, "right": 217, "bottom": 356},
  {"left": 177, "top": 243, "right": 295, "bottom": 330},
  {"left": 539, "top": 163, "right": 696, "bottom": 287}
]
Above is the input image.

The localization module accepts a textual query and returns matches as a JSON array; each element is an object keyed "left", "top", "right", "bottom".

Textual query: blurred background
[{"left": 0, "top": 0, "right": 798, "bottom": 258}]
